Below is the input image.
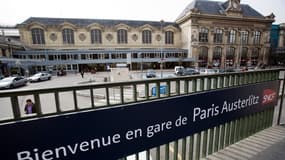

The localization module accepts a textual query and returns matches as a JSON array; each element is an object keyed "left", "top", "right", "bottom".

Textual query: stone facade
[
  {"left": 176, "top": 0, "right": 274, "bottom": 68},
  {"left": 17, "top": 20, "right": 181, "bottom": 50},
  {"left": 12, "top": 0, "right": 276, "bottom": 72}
]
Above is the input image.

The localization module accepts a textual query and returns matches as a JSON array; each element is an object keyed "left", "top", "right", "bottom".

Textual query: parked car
[
  {"left": 0, "top": 76, "right": 27, "bottom": 89},
  {"left": 146, "top": 69, "right": 156, "bottom": 78},
  {"left": 57, "top": 70, "right": 66, "bottom": 76},
  {"left": 180, "top": 68, "right": 200, "bottom": 76},
  {"left": 174, "top": 66, "right": 184, "bottom": 75},
  {"left": 28, "top": 72, "right": 52, "bottom": 82},
  {"left": 199, "top": 69, "right": 216, "bottom": 75}
]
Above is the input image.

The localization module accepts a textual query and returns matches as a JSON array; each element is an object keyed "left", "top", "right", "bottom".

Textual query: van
[{"left": 174, "top": 66, "right": 184, "bottom": 75}]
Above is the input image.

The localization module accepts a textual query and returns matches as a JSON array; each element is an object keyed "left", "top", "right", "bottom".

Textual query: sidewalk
[{"left": 204, "top": 125, "right": 285, "bottom": 160}]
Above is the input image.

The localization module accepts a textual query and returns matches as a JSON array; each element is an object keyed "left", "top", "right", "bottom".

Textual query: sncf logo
[{"left": 262, "top": 89, "right": 277, "bottom": 104}]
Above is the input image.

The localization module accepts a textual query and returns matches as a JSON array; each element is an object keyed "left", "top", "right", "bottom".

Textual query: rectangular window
[
  {"left": 241, "top": 31, "right": 249, "bottom": 45},
  {"left": 228, "top": 30, "right": 236, "bottom": 44},
  {"left": 199, "top": 28, "right": 209, "bottom": 43},
  {"left": 214, "top": 29, "right": 223, "bottom": 43},
  {"left": 253, "top": 31, "right": 261, "bottom": 45}
]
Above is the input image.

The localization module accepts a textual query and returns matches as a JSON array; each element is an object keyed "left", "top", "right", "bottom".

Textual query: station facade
[{"left": 1, "top": 0, "right": 276, "bottom": 74}]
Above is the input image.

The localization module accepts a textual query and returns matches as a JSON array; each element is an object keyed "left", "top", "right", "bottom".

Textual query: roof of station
[{"left": 177, "top": 0, "right": 265, "bottom": 20}]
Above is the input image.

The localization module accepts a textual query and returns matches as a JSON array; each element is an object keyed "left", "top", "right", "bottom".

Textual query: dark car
[{"left": 146, "top": 70, "right": 156, "bottom": 78}]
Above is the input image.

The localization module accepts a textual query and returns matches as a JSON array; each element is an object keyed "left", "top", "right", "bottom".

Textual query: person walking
[
  {"left": 80, "top": 70, "right": 84, "bottom": 78},
  {"left": 24, "top": 99, "right": 36, "bottom": 114}
]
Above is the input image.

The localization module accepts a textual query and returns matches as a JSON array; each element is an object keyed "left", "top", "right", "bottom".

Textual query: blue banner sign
[{"left": 0, "top": 81, "right": 279, "bottom": 160}]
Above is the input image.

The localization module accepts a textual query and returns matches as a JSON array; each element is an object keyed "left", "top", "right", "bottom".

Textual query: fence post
[{"left": 277, "top": 71, "right": 285, "bottom": 125}]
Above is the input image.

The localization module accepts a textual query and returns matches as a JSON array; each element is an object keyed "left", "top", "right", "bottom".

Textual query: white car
[
  {"left": 0, "top": 76, "right": 27, "bottom": 89},
  {"left": 199, "top": 69, "right": 216, "bottom": 75},
  {"left": 28, "top": 72, "right": 52, "bottom": 82},
  {"left": 174, "top": 66, "right": 184, "bottom": 75}
]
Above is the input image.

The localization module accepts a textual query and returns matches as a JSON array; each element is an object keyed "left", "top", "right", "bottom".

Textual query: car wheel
[
  {"left": 37, "top": 78, "right": 41, "bottom": 82},
  {"left": 9, "top": 84, "right": 14, "bottom": 88},
  {"left": 48, "top": 77, "right": 51, "bottom": 80}
]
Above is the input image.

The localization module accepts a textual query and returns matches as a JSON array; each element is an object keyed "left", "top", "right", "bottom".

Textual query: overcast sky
[{"left": 1, "top": 0, "right": 284, "bottom": 26}]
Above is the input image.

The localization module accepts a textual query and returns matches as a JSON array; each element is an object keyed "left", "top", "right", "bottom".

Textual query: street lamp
[
  {"left": 238, "top": 31, "right": 244, "bottom": 68},
  {"left": 160, "top": 19, "right": 164, "bottom": 78},
  {"left": 15, "top": 60, "right": 21, "bottom": 75},
  {"left": 138, "top": 52, "right": 143, "bottom": 78}
]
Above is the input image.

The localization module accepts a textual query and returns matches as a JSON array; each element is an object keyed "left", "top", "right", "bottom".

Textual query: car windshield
[
  {"left": 185, "top": 68, "right": 194, "bottom": 71},
  {"left": 0, "top": 77, "right": 14, "bottom": 82},
  {"left": 32, "top": 73, "right": 42, "bottom": 77}
]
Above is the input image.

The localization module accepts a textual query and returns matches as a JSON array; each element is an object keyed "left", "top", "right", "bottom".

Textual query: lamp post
[
  {"left": 238, "top": 31, "right": 244, "bottom": 69},
  {"left": 15, "top": 60, "right": 21, "bottom": 75},
  {"left": 160, "top": 19, "right": 164, "bottom": 78},
  {"left": 138, "top": 52, "right": 143, "bottom": 79}
]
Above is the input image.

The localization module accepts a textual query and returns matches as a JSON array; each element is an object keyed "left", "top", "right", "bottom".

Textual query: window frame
[
  {"left": 62, "top": 28, "right": 75, "bottom": 44},
  {"left": 31, "top": 28, "right": 45, "bottom": 44},
  {"left": 165, "top": 31, "right": 174, "bottom": 44},
  {"left": 228, "top": 30, "right": 237, "bottom": 44},
  {"left": 142, "top": 30, "right": 152, "bottom": 44},
  {"left": 253, "top": 31, "right": 261, "bottom": 45},
  {"left": 91, "top": 29, "right": 102, "bottom": 44},
  {"left": 199, "top": 27, "right": 209, "bottom": 43},
  {"left": 213, "top": 29, "right": 223, "bottom": 43},
  {"left": 117, "top": 29, "right": 128, "bottom": 44}
]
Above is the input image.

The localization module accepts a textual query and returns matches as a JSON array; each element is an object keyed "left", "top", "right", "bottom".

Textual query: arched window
[
  {"left": 226, "top": 47, "right": 235, "bottom": 67},
  {"left": 228, "top": 30, "right": 236, "bottom": 44},
  {"left": 165, "top": 31, "right": 174, "bottom": 44},
  {"left": 91, "top": 29, "right": 102, "bottom": 44},
  {"left": 198, "top": 47, "right": 208, "bottom": 67},
  {"left": 253, "top": 31, "right": 261, "bottom": 45},
  {"left": 213, "top": 47, "right": 222, "bottom": 67},
  {"left": 199, "top": 27, "right": 209, "bottom": 42},
  {"left": 62, "top": 28, "right": 74, "bottom": 44},
  {"left": 142, "top": 30, "right": 152, "bottom": 44},
  {"left": 31, "top": 28, "right": 45, "bottom": 44},
  {"left": 214, "top": 29, "right": 223, "bottom": 43},
  {"left": 117, "top": 29, "right": 128, "bottom": 44},
  {"left": 251, "top": 48, "right": 260, "bottom": 65}
]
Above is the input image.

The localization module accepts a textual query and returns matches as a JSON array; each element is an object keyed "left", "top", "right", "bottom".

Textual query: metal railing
[{"left": 0, "top": 69, "right": 284, "bottom": 160}]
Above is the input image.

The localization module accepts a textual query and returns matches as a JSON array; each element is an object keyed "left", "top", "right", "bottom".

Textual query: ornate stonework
[
  {"left": 49, "top": 33, "right": 57, "bottom": 41},
  {"left": 79, "top": 33, "right": 86, "bottom": 41},
  {"left": 132, "top": 34, "right": 138, "bottom": 41},
  {"left": 106, "top": 33, "right": 113, "bottom": 41},
  {"left": 156, "top": 34, "right": 161, "bottom": 41}
]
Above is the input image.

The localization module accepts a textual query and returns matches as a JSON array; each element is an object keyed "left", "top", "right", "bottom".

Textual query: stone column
[
  {"left": 279, "top": 30, "right": 284, "bottom": 47},
  {"left": 208, "top": 46, "right": 213, "bottom": 67},
  {"left": 221, "top": 46, "right": 227, "bottom": 68}
]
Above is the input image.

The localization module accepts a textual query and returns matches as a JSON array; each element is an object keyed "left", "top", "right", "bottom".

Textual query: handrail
[
  {"left": 0, "top": 69, "right": 281, "bottom": 123},
  {"left": 0, "top": 68, "right": 284, "bottom": 160}
]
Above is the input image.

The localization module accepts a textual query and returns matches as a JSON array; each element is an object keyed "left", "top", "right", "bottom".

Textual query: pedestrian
[
  {"left": 24, "top": 99, "right": 36, "bottom": 114},
  {"left": 80, "top": 70, "right": 84, "bottom": 78}
]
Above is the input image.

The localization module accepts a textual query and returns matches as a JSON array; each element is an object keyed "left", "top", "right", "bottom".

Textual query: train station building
[{"left": 0, "top": 0, "right": 278, "bottom": 74}]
